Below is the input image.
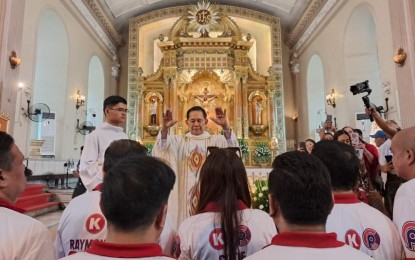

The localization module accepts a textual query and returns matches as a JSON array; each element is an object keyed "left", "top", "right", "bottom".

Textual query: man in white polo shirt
[
  {"left": 55, "top": 139, "right": 176, "bottom": 257},
  {"left": 61, "top": 154, "right": 176, "bottom": 259},
  {"left": 0, "top": 131, "right": 55, "bottom": 260},
  {"left": 313, "top": 140, "right": 402, "bottom": 260},
  {"left": 391, "top": 127, "right": 415, "bottom": 259},
  {"left": 246, "top": 151, "right": 371, "bottom": 260}
]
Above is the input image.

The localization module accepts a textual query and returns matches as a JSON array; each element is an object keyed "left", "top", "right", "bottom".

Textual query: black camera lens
[{"left": 350, "top": 80, "right": 369, "bottom": 95}]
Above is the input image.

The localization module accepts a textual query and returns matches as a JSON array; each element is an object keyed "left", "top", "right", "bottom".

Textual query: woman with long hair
[{"left": 176, "top": 148, "right": 276, "bottom": 260}]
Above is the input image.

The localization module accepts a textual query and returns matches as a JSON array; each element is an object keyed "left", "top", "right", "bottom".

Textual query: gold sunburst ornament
[{"left": 187, "top": 0, "right": 221, "bottom": 36}]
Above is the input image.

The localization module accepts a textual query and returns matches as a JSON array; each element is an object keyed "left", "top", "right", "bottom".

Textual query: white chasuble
[{"left": 152, "top": 131, "right": 237, "bottom": 228}]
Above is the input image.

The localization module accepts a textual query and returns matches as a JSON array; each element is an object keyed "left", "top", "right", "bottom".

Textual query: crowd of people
[{"left": 1, "top": 95, "right": 414, "bottom": 259}]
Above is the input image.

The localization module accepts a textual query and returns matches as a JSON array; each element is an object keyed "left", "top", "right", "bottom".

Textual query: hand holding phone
[
  {"left": 351, "top": 133, "right": 360, "bottom": 146},
  {"left": 299, "top": 142, "right": 306, "bottom": 151},
  {"left": 385, "top": 155, "right": 393, "bottom": 163}
]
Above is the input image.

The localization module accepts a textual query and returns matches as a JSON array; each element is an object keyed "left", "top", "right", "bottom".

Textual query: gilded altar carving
[{"left": 127, "top": 0, "right": 287, "bottom": 157}]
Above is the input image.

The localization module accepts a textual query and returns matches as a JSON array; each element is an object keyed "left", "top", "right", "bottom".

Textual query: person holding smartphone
[{"left": 319, "top": 115, "right": 336, "bottom": 140}]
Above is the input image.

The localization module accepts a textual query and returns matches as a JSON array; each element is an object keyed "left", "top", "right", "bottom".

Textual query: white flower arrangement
[
  {"left": 238, "top": 139, "right": 249, "bottom": 156},
  {"left": 251, "top": 179, "right": 269, "bottom": 213},
  {"left": 254, "top": 142, "right": 271, "bottom": 163}
]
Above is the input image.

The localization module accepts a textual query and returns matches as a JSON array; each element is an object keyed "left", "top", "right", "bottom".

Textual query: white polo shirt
[
  {"left": 326, "top": 193, "right": 402, "bottom": 260},
  {"left": 60, "top": 240, "right": 174, "bottom": 259},
  {"left": 55, "top": 183, "right": 176, "bottom": 257},
  {"left": 393, "top": 178, "right": 415, "bottom": 259},
  {"left": 245, "top": 232, "right": 372, "bottom": 260},
  {"left": 0, "top": 200, "right": 55, "bottom": 260},
  {"left": 176, "top": 201, "right": 276, "bottom": 259}
]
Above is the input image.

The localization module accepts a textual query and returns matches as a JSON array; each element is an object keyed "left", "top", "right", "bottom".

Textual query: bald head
[
  {"left": 391, "top": 127, "right": 415, "bottom": 180},
  {"left": 392, "top": 127, "right": 415, "bottom": 151}
]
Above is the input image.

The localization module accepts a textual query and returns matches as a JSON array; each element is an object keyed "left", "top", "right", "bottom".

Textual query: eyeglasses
[
  {"left": 109, "top": 108, "right": 128, "bottom": 113},
  {"left": 206, "top": 146, "right": 242, "bottom": 158}
]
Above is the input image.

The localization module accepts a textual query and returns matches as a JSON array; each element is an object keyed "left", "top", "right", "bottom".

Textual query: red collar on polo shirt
[
  {"left": 93, "top": 183, "right": 103, "bottom": 192},
  {"left": 0, "top": 199, "right": 26, "bottom": 213},
  {"left": 333, "top": 193, "right": 361, "bottom": 204},
  {"left": 201, "top": 200, "right": 249, "bottom": 213},
  {"left": 270, "top": 232, "right": 344, "bottom": 248},
  {"left": 86, "top": 240, "right": 169, "bottom": 258}
]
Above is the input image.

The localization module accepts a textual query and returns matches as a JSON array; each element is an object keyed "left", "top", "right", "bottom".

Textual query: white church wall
[
  {"left": 296, "top": 0, "right": 397, "bottom": 140},
  {"left": 13, "top": 0, "right": 115, "bottom": 161}
]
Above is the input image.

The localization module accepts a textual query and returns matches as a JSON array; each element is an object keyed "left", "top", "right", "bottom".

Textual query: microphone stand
[{"left": 62, "top": 162, "right": 73, "bottom": 189}]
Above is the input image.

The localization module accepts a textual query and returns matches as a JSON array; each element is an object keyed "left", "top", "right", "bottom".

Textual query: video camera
[{"left": 349, "top": 80, "right": 384, "bottom": 122}]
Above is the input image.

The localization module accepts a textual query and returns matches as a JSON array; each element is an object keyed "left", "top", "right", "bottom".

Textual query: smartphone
[
  {"left": 299, "top": 142, "right": 306, "bottom": 150},
  {"left": 351, "top": 132, "right": 360, "bottom": 146},
  {"left": 326, "top": 114, "right": 332, "bottom": 121},
  {"left": 385, "top": 155, "right": 393, "bottom": 163},
  {"left": 356, "top": 148, "right": 364, "bottom": 160}
]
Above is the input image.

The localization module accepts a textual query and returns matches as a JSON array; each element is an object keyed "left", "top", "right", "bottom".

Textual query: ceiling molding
[
  {"left": 71, "top": 0, "right": 123, "bottom": 55},
  {"left": 287, "top": 0, "right": 339, "bottom": 51}
]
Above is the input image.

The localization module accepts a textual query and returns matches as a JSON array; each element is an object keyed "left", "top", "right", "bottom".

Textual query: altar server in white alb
[
  {"left": 152, "top": 106, "right": 238, "bottom": 226},
  {"left": 312, "top": 140, "right": 402, "bottom": 260},
  {"left": 61, "top": 154, "right": 176, "bottom": 259},
  {"left": 80, "top": 95, "right": 128, "bottom": 191},
  {"left": 0, "top": 131, "right": 55, "bottom": 260},
  {"left": 391, "top": 127, "right": 415, "bottom": 259},
  {"left": 176, "top": 148, "right": 276, "bottom": 260},
  {"left": 246, "top": 151, "right": 371, "bottom": 260}
]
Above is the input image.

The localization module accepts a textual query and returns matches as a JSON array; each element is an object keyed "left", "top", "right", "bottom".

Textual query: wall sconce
[
  {"left": 76, "top": 90, "right": 85, "bottom": 110},
  {"left": 9, "top": 51, "right": 21, "bottom": 69},
  {"left": 291, "top": 112, "right": 298, "bottom": 121},
  {"left": 326, "top": 88, "right": 336, "bottom": 108},
  {"left": 393, "top": 48, "right": 407, "bottom": 66}
]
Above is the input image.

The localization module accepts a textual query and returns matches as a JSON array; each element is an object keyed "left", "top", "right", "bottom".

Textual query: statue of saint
[
  {"left": 150, "top": 97, "right": 158, "bottom": 125},
  {"left": 255, "top": 100, "right": 263, "bottom": 125}
]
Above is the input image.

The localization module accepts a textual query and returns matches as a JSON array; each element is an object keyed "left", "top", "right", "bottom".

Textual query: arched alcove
[
  {"left": 306, "top": 55, "right": 325, "bottom": 139},
  {"left": 87, "top": 56, "right": 105, "bottom": 125},
  {"left": 32, "top": 10, "right": 68, "bottom": 157},
  {"left": 344, "top": 6, "right": 382, "bottom": 127}
]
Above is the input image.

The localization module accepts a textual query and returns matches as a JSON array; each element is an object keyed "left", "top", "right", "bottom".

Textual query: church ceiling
[{"left": 99, "top": 0, "right": 310, "bottom": 31}]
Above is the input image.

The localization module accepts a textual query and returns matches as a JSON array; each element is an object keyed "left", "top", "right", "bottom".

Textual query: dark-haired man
[
  {"left": 0, "top": 131, "right": 55, "bottom": 259},
  {"left": 80, "top": 95, "right": 128, "bottom": 191},
  {"left": 152, "top": 106, "right": 238, "bottom": 226},
  {"left": 247, "top": 151, "right": 371, "bottom": 259},
  {"left": 312, "top": 140, "right": 402, "bottom": 260},
  {"left": 61, "top": 154, "right": 176, "bottom": 259},
  {"left": 391, "top": 127, "right": 415, "bottom": 259},
  {"left": 56, "top": 139, "right": 176, "bottom": 257}
]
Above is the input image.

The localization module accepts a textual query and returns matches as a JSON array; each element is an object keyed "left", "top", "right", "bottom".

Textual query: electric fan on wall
[
  {"left": 26, "top": 100, "right": 50, "bottom": 122},
  {"left": 76, "top": 119, "right": 95, "bottom": 135}
]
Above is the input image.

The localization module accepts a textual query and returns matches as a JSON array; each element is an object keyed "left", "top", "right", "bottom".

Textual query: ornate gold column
[
  {"left": 241, "top": 75, "right": 249, "bottom": 139},
  {"left": 126, "top": 67, "right": 144, "bottom": 141},
  {"left": 290, "top": 52, "right": 300, "bottom": 144}
]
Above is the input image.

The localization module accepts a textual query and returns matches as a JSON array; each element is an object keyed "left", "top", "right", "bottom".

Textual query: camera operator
[{"left": 365, "top": 107, "right": 401, "bottom": 138}]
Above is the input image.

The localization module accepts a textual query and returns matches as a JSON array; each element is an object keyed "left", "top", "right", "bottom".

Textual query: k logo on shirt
[
  {"left": 85, "top": 213, "right": 106, "bottom": 234},
  {"left": 345, "top": 229, "right": 361, "bottom": 249}
]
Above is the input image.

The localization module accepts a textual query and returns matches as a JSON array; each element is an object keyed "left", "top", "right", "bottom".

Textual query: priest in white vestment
[{"left": 152, "top": 106, "right": 238, "bottom": 227}]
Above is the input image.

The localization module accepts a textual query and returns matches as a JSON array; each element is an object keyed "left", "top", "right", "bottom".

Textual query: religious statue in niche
[
  {"left": 253, "top": 96, "right": 263, "bottom": 125},
  {"left": 149, "top": 95, "right": 158, "bottom": 125}
]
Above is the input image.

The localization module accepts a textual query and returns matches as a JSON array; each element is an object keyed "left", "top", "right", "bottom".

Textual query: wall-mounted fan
[
  {"left": 26, "top": 100, "right": 50, "bottom": 122},
  {"left": 76, "top": 119, "right": 95, "bottom": 135}
]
